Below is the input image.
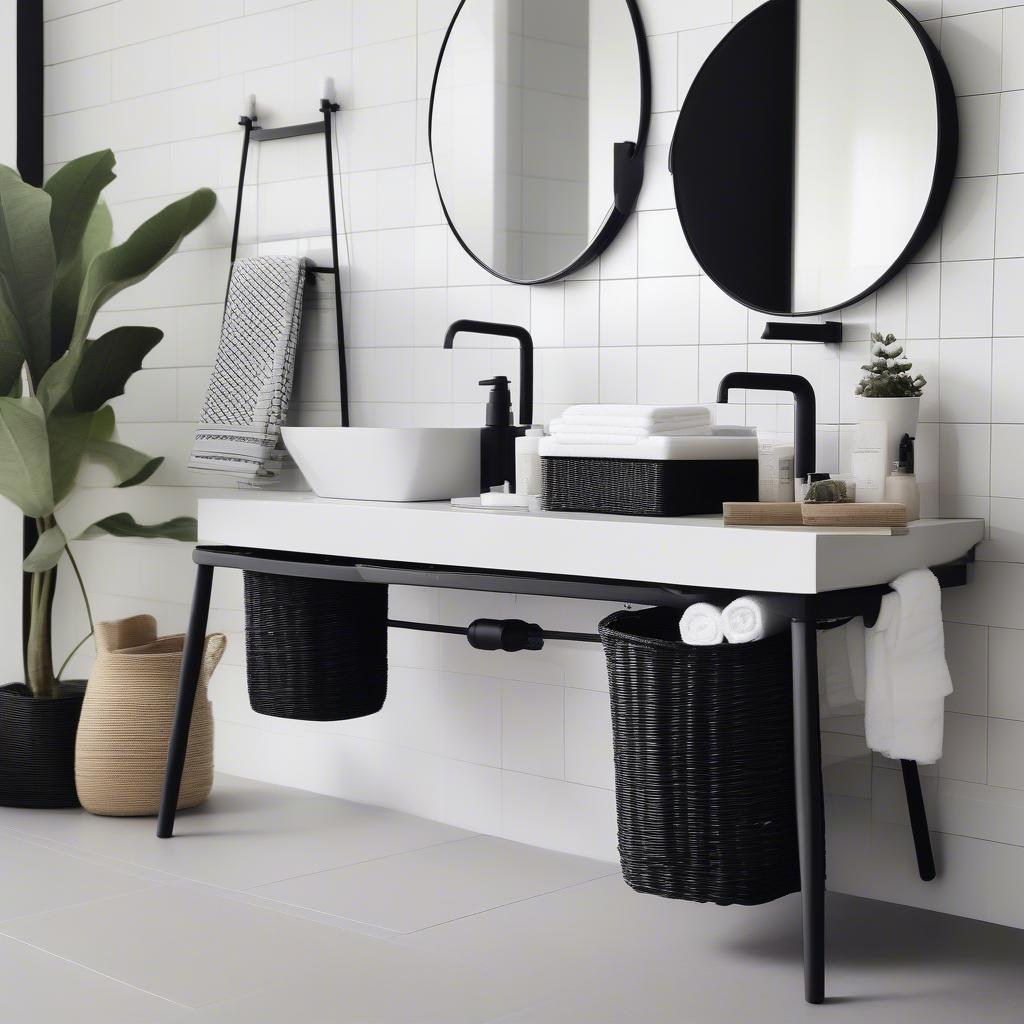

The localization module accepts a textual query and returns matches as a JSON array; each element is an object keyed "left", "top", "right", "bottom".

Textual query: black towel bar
[{"left": 388, "top": 618, "right": 601, "bottom": 650}]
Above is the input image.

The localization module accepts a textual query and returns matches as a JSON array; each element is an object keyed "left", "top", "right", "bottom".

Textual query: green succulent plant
[
  {"left": 0, "top": 150, "right": 215, "bottom": 698},
  {"left": 855, "top": 333, "right": 927, "bottom": 398}
]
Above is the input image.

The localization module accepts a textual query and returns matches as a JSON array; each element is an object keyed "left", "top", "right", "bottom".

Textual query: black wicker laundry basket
[
  {"left": 243, "top": 573, "right": 388, "bottom": 722},
  {"left": 599, "top": 607, "right": 799, "bottom": 906}
]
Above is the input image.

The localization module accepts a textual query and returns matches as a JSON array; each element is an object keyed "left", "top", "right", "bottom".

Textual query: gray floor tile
[
  {"left": 0, "top": 934, "right": 191, "bottom": 1023},
  {"left": 192, "top": 949, "right": 533, "bottom": 1024},
  {"left": 0, "top": 774, "right": 472, "bottom": 889},
  {"left": 250, "top": 835, "right": 615, "bottom": 933},
  {"left": 0, "top": 832, "right": 161, "bottom": 923},
  {"left": 0, "top": 882, "right": 522, "bottom": 1014},
  {"left": 405, "top": 874, "right": 1024, "bottom": 1023},
  {"left": 2, "top": 772, "right": 1023, "bottom": 1021}
]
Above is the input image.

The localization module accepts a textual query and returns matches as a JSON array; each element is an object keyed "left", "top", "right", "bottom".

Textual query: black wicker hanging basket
[
  {"left": 599, "top": 608, "right": 799, "bottom": 906},
  {"left": 243, "top": 573, "right": 388, "bottom": 722},
  {"left": 0, "top": 681, "right": 86, "bottom": 808}
]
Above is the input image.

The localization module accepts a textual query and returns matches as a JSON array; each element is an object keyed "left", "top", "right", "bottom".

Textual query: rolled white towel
[
  {"left": 680, "top": 603, "right": 725, "bottom": 646},
  {"left": 722, "top": 597, "right": 788, "bottom": 644}
]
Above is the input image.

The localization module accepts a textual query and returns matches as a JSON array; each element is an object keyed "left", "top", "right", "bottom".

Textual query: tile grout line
[
  {"left": 400, "top": 870, "right": 621, "bottom": 937},
  {"left": 245, "top": 833, "right": 482, "bottom": 893},
  {"left": 0, "top": 929, "right": 195, "bottom": 1010}
]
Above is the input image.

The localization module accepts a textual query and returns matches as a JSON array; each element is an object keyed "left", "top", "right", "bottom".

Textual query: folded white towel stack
[
  {"left": 190, "top": 256, "right": 309, "bottom": 478},
  {"left": 548, "top": 422, "right": 709, "bottom": 439},
  {"left": 865, "top": 569, "right": 952, "bottom": 764},
  {"left": 680, "top": 603, "right": 725, "bottom": 646},
  {"left": 818, "top": 618, "right": 867, "bottom": 710},
  {"left": 721, "top": 597, "right": 788, "bottom": 644},
  {"left": 550, "top": 405, "right": 711, "bottom": 446}
]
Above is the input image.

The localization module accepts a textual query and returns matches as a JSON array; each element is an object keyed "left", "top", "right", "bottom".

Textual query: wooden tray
[{"left": 724, "top": 502, "right": 908, "bottom": 529}]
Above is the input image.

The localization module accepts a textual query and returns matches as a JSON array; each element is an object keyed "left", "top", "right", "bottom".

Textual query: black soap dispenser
[{"left": 478, "top": 376, "right": 526, "bottom": 491}]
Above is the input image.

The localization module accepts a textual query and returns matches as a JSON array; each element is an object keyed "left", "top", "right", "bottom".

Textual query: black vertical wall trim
[
  {"left": 17, "top": 0, "right": 43, "bottom": 186},
  {"left": 17, "top": 0, "right": 44, "bottom": 675}
]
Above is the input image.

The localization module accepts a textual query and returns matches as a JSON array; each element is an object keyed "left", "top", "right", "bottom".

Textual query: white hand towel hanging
[
  {"left": 818, "top": 618, "right": 867, "bottom": 710},
  {"left": 865, "top": 569, "right": 952, "bottom": 764},
  {"left": 189, "top": 256, "right": 309, "bottom": 478}
]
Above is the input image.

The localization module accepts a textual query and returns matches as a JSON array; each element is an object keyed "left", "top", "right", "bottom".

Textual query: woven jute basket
[{"left": 75, "top": 615, "right": 226, "bottom": 817}]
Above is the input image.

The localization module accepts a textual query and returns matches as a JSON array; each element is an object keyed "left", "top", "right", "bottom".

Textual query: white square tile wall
[{"left": 39, "top": 0, "right": 1024, "bottom": 928}]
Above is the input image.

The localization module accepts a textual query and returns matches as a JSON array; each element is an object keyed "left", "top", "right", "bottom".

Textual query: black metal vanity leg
[
  {"left": 157, "top": 563, "right": 215, "bottom": 839},
  {"left": 791, "top": 612, "right": 826, "bottom": 1005},
  {"left": 900, "top": 760, "right": 937, "bottom": 882}
]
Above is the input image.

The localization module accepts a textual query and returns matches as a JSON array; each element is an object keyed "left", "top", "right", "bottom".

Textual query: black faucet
[
  {"left": 717, "top": 373, "right": 817, "bottom": 483},
  {"left": 444, "top": 320, "right": 534, "bottom": 426}
]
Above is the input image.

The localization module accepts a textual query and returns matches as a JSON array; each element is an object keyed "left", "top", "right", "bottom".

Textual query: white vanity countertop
[{"left": 198, "top": 491, "right": 984, "bottom": 595}]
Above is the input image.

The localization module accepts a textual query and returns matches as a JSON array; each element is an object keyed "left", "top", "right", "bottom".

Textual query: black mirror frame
[
  {"left": 428, "top": 0, "right": 652, "bottom": 287},
  {"left": 669, "top": 0, "right": 959, "bottom": 319}
]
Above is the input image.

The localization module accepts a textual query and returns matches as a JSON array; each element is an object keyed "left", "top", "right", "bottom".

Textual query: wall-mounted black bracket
[
  {"left": 762, "top": 321, "right": 843, "bottom": 344},
  {"left": 613, "top": 140, "right": 645, "bottom": 215},
  {"left": 230, "top": 98, "right": 349, "bottom": 425}
]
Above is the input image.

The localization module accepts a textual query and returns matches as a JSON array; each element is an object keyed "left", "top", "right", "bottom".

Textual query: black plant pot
[{"left": 0, "top": 681, "right": 86, "bottom": 808}]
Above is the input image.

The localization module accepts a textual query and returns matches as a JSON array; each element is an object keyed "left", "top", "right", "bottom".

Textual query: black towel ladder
[{"left": 228, "top": 96, "right": 350, "bottom": 426}]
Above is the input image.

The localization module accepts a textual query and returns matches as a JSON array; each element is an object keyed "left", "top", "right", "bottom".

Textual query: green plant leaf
[
  {"left": 71, "top": 326, "right": 163, "bottom": 412},
  {"left": 72, "top": 188, "right": 216, "bottom": 348},
  {"left": 50, "top": 200, "right": 114, "bottom": 356},
  {"left": 89, "top": 403, "right": 115, "bottom": 442},
  {"left": 80, "top": 513, "right": 196, "bottom": 542},
  {"left": 45, "top": 151, "right": 116, "bottom": 266},
  {"left": 0, "top": 166, "right": 56, "bottom": 392},
  {"left": 23, "top": 523, "right": 67, "bottom": 572},
  {"left": 47, "top": 410, "right": 96, "bottom": 504},
  {"left": 0, "top": 297, "right": 30, "bottom": 395},
  {"left": 36, "top": 347, "right": 79, "bottom": 413},
  {"left": 0, "top": 397, "right": 54, "bottom": 517},
  {"left": 84, "top": 436, "right": 163, "bottom": 487}
]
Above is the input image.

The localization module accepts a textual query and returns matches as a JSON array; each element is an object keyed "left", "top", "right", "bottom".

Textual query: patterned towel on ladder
[{"left": 189, "top": 256, "right": 309, "bottom": 478}]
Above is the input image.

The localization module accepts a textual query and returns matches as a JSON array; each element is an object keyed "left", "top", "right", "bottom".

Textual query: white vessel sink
[{"left": 282, "top": 427, "right": 481, "bottom": 502}]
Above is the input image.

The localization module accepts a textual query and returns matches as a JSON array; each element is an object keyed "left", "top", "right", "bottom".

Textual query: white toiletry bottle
[
  {"left": 851, "top": 420, "right": 888, "bottom": 504},
  {"left": 758, "top": 440, "right": 794, "bottom": 503},
  {"left": 884, "top": 462, "right": 921, "bottom": 522},
  {"left": 514, "top": 426, "right": 545, "bottom": 497}
]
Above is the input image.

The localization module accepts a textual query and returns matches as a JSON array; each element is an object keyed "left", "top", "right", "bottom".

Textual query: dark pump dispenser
[
  {"left": 443, "top": 320, "right": 535, "bottom": 493},
  {"left": 479, "top": 377, "right": 525, "bottom": 490}
]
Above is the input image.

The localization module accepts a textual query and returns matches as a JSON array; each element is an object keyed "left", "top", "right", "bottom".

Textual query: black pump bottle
[{"left": 479, "top": 376, "right": 526, "bottom": 491}]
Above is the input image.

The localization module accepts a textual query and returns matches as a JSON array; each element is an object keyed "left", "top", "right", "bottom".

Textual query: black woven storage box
[
  {"left": 541, "top": 456, "right": 757, "bottom": 516},
  {"left": 599, "top": 607, "right": 799, "bottom": 906},
  {"left": 243, "top": 573, "right": 388, "bottom": 722}
]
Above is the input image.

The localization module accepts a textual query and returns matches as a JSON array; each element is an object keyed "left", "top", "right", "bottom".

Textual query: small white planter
[{"left": 851, "top": 396, "right": 921, "bottom": 465}]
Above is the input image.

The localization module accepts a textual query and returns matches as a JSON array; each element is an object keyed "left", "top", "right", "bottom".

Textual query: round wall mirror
[
  {"left": 429, "top": 0, "right": 650, "bottom": 285},
  {"left": 670, "top": 0, "right": 957, "bottom": 317}
]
